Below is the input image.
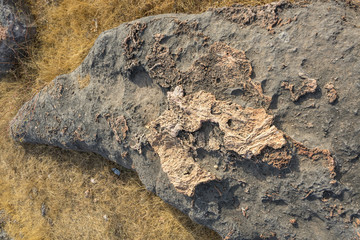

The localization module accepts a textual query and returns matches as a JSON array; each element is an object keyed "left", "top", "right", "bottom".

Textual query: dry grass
[
  {"left": 78, "top": 74, "right": 91, "bottom": 89},
  {"left": 0, "top": 0, "right": 281, "bottom": 239}
]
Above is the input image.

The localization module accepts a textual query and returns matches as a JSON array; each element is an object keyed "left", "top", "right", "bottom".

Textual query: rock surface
[
  {"left": 0, "top": 0, "right": 36, "bottom": 77},
  {"left": 10, "top": 0, "right": 360, "bottom": 239}
]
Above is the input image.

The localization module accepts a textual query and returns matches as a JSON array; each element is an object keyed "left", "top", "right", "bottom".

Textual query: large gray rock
[
  {"left": 0, "top": 0, "right": 36, "bottom": 77},
  {"left": 9, "top": 0, "right": 360, "bottom": 239}
]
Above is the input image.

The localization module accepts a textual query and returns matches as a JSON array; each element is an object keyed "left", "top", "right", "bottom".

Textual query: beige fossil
[
  {"left": 324, "top": 82, "right": 338, "bottom": 104},
  {"left": 281, "top": 73, "right": 318, "bottom": 102},
  {"left": 147, "top": 86, "right": 286, "bottom": 196}
]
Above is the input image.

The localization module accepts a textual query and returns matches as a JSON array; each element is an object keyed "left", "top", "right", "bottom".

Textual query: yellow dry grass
[
  {"left": 0, "top": 0, "right": 281, "bottom": 239},
  {"left": 78, "top": 74, "right": 91, "bottom": 89}
]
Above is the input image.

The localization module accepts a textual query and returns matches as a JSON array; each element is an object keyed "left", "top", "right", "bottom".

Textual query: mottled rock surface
[
  {"left": 0, "top": 0, "right": 36, "bottom": 77},
  {"left": 10, "top": 0, "right": 360, "bottom": 239}
]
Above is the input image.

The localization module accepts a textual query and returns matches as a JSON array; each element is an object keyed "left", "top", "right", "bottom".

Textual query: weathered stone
[
  {"left": 9, "top": 0, "right": 360, "bottom": 239},
  {"left": 0, "top": 0, "right": 36, "bottom": 77}
]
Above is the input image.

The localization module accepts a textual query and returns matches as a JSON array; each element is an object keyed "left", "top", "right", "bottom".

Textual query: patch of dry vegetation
[
  {"left": 78, "top": 74, "right": 91, "bottom": 89},
  {"left": 0, "top": 0, "right": 282, "bottom": 239}
]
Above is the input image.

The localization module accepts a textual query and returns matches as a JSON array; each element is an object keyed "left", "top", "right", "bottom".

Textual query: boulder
[
  {"left": 9, "top": 0, "right": 360, "bottom": 239},
  {"left": 0, "top": 0, "right": 36, "bottom": 77}
]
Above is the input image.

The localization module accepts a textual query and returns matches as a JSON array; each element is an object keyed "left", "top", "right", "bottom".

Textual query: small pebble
[
  {"left": 112, "top": 168, "right": 121, "bottom": 176},
  {"left": 84, "top": 189, "right": 90, "bottom": 198},
  {"left": 290, "top": 218, "right": 297, "bottom": 226},
  {"left": 214, "top": 165, "right": 219, "bottom": 170},
  {"left": 41, "top": 203, "right": 46, "bottom": 217}
]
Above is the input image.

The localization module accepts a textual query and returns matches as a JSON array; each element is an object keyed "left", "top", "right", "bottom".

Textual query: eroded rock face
[
  {"left": 0, "top": 0, "right": 36, "bottom": 77},
  {"left": 10, "top": 0, "right": 360, "bottom": 239}
]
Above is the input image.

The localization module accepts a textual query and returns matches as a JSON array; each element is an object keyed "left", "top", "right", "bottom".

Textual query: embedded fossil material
[
  {"left": 324, "top": 82, "right": 338, "bottom": 104},
  {"left": 122, "top": 22, "right": 147, "bottom": 59},
  {"left": 105, "top": 114, "right": 128, "bottom": 143},
  {"left": 212, "top": 1, "right": 289, "bottom": 29},
  {"left": 147, "top": 86, "right": 287, "bottom": 196},
  {"left": 0, "top": 25, "right": 7, "bottom": 41},
  {"left": 281, "top": 73, "right": 318, "bottom": 102}
]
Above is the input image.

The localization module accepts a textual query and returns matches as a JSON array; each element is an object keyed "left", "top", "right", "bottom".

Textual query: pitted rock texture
[
  {"left": 0, "top": 0, "right": 36, "bottom": 77},
  {"left": 10, "top": 0, "right": 360, "bottom": 239},
  {"left": 147, "top": 86, "right": 288, "bottom": 196}
]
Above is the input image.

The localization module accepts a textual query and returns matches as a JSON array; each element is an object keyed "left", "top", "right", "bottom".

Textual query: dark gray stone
[
  {"left": 9, "top": 1, "right": 360, "bottom": 239},
  {"left": 0, "top": 0, "right": 36, "bottom": 77}
]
